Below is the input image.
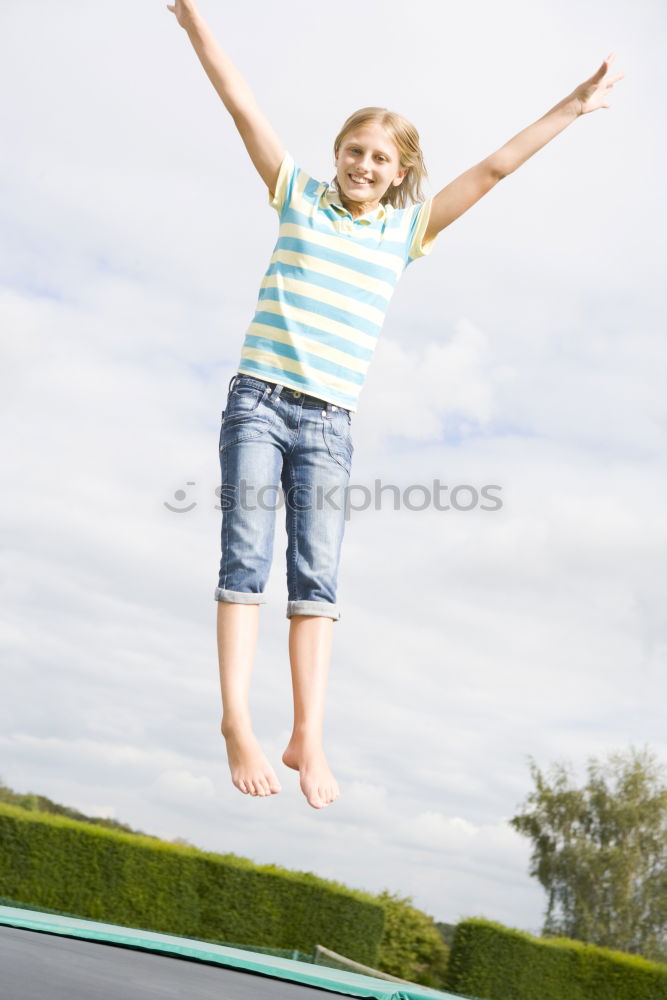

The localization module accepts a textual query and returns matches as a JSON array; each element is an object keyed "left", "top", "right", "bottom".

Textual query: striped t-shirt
[{"left": 236, "top": 150, "right": 438, "bottom": 412}]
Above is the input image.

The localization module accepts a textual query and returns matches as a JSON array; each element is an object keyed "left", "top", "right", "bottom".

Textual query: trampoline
[{"left": 0, "top": 904, "right": 467, "bottom": 1000}]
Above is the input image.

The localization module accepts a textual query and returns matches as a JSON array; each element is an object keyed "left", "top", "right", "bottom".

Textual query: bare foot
[
  {"left": 282, "top": 737, "right": 339, "bottom": 809},
  {"left": 221, "top": 721, "right": 281, "bottom": 797}
]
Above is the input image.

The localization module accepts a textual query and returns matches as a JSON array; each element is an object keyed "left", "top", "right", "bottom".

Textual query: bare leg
[
  {"left": 281, "top": 615, "right": 340, "bottom": 809},
  {"left": 217, "top": 601, "right": 281, "bottom": 797}
]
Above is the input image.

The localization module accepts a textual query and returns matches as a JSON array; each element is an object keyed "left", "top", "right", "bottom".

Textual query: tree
[
  {"left": 374, "top": 890, "right": 449, "bottom": 988},
  {"left": 510, "top": 745, "right": 667, "bottom": 962}
]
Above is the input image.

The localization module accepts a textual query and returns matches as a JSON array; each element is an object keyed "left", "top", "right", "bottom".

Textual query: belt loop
[{"left": 270, "top": 382, "right": 284, "bottom": 401}]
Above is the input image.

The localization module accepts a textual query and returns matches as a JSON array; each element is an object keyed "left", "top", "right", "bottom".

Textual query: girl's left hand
[{"left": 574, "top": 53, "right": 625, "bottom": 115}]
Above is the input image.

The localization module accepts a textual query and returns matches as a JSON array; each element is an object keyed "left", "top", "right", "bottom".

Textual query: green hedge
[
  {"left": 0, "top": 803, "right": 384, "bottom": 964},
  {"left": 374, "top": 890, "right": 449, "bottom": 989},
  {"left": 446, "top": 918, "right": 667, "bottom": 1000}
]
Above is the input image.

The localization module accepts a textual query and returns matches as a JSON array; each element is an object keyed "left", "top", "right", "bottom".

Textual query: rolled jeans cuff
[
  {"left": 286, "top": 600, "right": 341, "bottom": 622},
  {"left": 214, "top": 588, "right": 268, "bottom": 605}
]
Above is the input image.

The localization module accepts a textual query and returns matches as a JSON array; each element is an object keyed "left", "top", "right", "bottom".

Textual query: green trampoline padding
[{"left": 0, "top": 905, "right": 465, "bottom": 1000}]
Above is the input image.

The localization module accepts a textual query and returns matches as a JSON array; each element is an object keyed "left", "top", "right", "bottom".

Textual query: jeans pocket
[
  {"left": 220, "top": 390, "right": 276, "bottom": 451},
  {"left": 226, "top": 384, "right": 263, "bottom": 418},
  {"left": 323, "top": 410, "right": 354, "bottom": 472},
  {"left": 332, "top": 407, "right": 353, "bottom": 441}
]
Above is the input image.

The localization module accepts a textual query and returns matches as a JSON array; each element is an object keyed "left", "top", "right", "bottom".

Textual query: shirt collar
[{"left": 323, "top": 183, "right": 386, "bottom": 224}]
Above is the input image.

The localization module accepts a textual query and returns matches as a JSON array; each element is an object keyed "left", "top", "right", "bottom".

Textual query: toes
[
  {"left": 301, "top": 774, "right": 340, "bottom": 808},
  {"left": 253, "top": 775, "right": 280, "bottom": 797},
  {"left": 307, "top": 785, "right": 327, "bottom": 809},
  {"left": 233, "top": 771, "right": 282, "bottom": 797},
  {"left": 323, "top": 784, "right": 339, "bottom": 806}
]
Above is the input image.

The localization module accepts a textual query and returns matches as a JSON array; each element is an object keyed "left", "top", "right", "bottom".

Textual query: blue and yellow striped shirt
[{"left": 237, "top": 151, "right": 437, "bottom": 412}]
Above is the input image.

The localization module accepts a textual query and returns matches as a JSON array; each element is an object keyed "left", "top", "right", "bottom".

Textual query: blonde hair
[{"left": 332, "top": 106, "right": 428, "bottom": 210}]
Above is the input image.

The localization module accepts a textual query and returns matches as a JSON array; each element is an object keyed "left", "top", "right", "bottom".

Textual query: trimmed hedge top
[
  {"left": 446, "top": 917, "right": 667, "bottom": 1000},
  {"left": 0, "top": 802, "right": 385, "bottom": 964}
]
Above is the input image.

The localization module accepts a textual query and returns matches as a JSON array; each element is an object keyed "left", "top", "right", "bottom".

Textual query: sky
[{"left": 1, "top": 0, "right": 665, "bottom": 939}]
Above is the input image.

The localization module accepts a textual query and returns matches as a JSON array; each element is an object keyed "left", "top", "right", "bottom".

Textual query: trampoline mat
[
  {"left": 0, "top": 905, "right": 464, "bottom": 1000},
  {"left": 1, "top": 924, "right": 347, "bottom": 1000}
]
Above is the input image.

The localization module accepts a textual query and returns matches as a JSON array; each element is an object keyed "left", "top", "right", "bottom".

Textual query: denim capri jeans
[{"left": 215, "top": 373, "right": 354, "bottom": 622}]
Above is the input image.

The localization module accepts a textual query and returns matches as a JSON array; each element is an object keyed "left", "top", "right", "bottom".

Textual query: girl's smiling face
[{"left": 334, "top": 122, "right": 407, "bottom": 216}]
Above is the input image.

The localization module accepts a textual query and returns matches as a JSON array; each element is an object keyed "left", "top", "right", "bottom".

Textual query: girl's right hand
[{"left": 166, "top": 0, "right": 200, "bottom": 30}]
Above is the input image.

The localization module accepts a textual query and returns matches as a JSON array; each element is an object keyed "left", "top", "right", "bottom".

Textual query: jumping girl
[{"left": 167, "top": 0, "right": 623, "bottom": 809}]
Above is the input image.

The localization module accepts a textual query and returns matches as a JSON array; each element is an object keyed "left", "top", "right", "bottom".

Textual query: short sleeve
[
  {"left": 268, "top": 151, "right": 297, "bottom": 216},
  {"left": 405, "top": 198, "right": 438, "bottom": 267}
]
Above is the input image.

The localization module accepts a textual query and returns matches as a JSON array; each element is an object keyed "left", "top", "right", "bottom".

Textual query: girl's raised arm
[
  {"left": 167, "top": 0, "right": 286, "bottom": 196},
  {"left": 423, "top": 54, "right": 624, "bottom": 244}
]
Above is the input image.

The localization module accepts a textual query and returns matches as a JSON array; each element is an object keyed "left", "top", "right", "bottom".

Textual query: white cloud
[
  {"left": 75, "top": 804, "right": 118, "bottom": 820},
  {"left": 358, "top": 320, "right": 505, "bottom": 447},
  {"left": 148, "top": 769, "right": 217, "bottom": 808}
]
